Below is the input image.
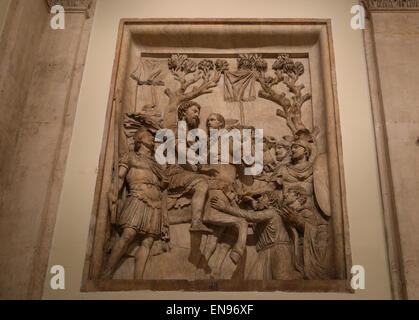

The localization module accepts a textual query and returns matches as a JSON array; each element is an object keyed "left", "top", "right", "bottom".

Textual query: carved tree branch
[
  {"left": 256, "top": 57, "right": 313, "bottom": 136},
  {"left": 301, "top": 93, "right": 312, "bottom": 105},
  {"left": 182, "top": 73, "right": 201, "bottom": 92},
  {"left": 183, "top": 80, "right": 216, "bottom": 102},
  {"left": 276, "top": 108, "right": 286, "bottom": 119},
  {"left": 164, "top": 65, "right": 223, "bottom": 129},
  {"left": 283, "top": 74, "right": 300, "bottom": 95},
  {"left": 180, "top": 70, "right": 221, "bottom": 102},
  {"left": 164, "top": 88, "right": 173, "bottom": 98},
  {"left": 257, "top": 76, "right": 291, "bottom": 109}
]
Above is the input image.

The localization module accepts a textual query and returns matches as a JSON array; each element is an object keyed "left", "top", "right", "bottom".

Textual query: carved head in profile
[
  {"left": 178, "top": 101, "right": 201, "bottom": 129},
  {"left": 263, "top": 136, "right": 277, "bottom": 152},
  {"left": 206, "top": 113, "right": 226, "bottom": 131},
  {"left": 134, "top": 128, "right": 155, "bottom": 153},
  {"left": 291, "top": 139, "right": 312, "bottom": 162},
  {"left": 240, "top": 192, "right": 272, "bottom": 211},
  {"left": 275, "top": 136, "right": 293, "bottom": 162}
]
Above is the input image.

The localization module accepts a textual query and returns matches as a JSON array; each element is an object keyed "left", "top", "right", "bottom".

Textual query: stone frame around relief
[{"left": 81, "top": 19, "right": 353, "bottom": 293}]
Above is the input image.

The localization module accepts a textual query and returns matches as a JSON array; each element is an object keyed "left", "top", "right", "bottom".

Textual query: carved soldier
[
  {"left": 273, "top": 137, "right": 330, "bottom": 279},
  {"left": 272, "top": 138, "right": 315, "bottom": 199},
  {"left": 102, "top": 127, "right": 167, "bottom": 280},
  {"left": 247, "top": 136, "right": 278, "bottom": 198},
  {"left": 262, "top": 136, "right": 277, "bottom": 173},
  {"left": 274, "top": 136, "right": 293, "bottom": 167},
  {"left": 280, "top": 185, "right": 329, "bottom": 280}
]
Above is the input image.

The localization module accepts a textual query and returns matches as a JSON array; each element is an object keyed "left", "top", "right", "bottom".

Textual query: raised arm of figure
[{"left": 210, "top": 196, "right": 275, "bottom": 223}]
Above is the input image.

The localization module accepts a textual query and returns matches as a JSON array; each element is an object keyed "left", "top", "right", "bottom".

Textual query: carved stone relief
[{"left": 82, "top": 19, "right": 352, "bottom": 292}]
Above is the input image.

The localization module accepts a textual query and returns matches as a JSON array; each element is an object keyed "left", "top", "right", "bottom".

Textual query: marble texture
[{"left": 368, "top": 11, "right": 419, "bottom": 299}]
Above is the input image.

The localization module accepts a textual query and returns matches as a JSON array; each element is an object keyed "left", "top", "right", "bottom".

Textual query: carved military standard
[{"left": 82, "top": 19, "right": 352, "bottom": 292}]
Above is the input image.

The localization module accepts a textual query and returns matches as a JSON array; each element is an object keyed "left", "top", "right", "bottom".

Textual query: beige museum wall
[{"left": 43, "top": 0, "right": 392, "bottom": 299}]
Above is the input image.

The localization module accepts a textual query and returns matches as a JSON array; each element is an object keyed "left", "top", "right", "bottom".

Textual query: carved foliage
[
  {"left": 163, "top": 55, "right": 229, "bottom": 128},
  {"left": 255, "top": 54, "right": 312, "bottom": 136}
]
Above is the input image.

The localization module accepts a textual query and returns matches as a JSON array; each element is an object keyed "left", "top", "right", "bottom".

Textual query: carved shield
[{"left": 314, "top": 153, "right": 331, "bottom": 217}]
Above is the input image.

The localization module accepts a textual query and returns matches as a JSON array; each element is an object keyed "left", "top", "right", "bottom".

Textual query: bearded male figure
[{"left": 166, "top": 101, "right": 215, "bottom": 233}]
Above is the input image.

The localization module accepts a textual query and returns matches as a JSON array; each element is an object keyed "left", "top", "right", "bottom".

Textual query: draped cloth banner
[
  {"left": 224, "top": 70, "right": 257, "bottom": 102},
  {"left": 131, "top": 59, "right": 167, "bottom": 86},
  {"left": 131, "top": 59, "right": 167, "bottom": 111}
]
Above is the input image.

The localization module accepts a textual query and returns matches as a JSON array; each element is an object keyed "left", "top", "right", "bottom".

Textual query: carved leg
[
  {"left": 203, "top": 209, "right": 248, "bottom": 264},
  {"left": 101, "top": 228, "right": 137, "bottom": 279},
  {"left": 189, "top": 179, "right": 212, "bottom": 233},
  {"left": 230, "top": 219, "right": 248, "bottom": 264},
  {"left": 203, "top": 229, "right": 224, "bottom": 261},
  {"left": 195, "top": 226, "right": 221, "bottom": 279},
  {"left": 134, "top": 236, "right": 155, "bottom": 280},
  {"left": 210, "top": 241, "right": 231, "bottom": 279}
]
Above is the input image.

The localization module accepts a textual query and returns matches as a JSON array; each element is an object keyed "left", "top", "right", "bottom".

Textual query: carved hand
[
  {"left": 107, "top": 191, "right": 118, "bottom": 224},
  {"left": 281, "top": 206, "right": 297, "bottom": 223},
  {"left": 199, "top": 167, "right": 219, "bottom": 177},
  {"left": 210, "top": 196, "right": 230, "bottom": 213},
  {"left": 281, "top": 206, "right": 304, "bottom": 231},
  {"left": 107, "top": 190, "right": 117, "bottom": 204}
]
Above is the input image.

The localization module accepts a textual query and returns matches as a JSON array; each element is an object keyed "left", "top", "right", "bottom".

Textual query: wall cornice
[
  {"left": 45, "top": 0, "right": 92, "bottom": 17},
  {"left": 362, "top": 0, "right": 419, "bottom": 11}
]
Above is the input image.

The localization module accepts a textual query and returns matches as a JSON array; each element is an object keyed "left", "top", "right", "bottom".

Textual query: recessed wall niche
[{"left": 81, "top": 19, "right": 352, "bottom": 293}]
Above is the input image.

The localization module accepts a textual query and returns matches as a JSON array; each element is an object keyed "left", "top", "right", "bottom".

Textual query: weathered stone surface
[
  {"left": 0, "top": 0, "right": 49, "bottom": 299},
  {"left": 365, "top": 11, "right": 419, "bottom": 299},
  {"left": 0, "top": 0, "right": 96, "bottom": 300}
]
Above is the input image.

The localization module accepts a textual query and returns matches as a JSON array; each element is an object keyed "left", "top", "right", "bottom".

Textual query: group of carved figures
[{"left": 100, "top": 54, "right": 331, "bottom": 281}]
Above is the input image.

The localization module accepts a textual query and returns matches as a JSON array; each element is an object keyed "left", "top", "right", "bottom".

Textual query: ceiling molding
[
  {"left": 45, "top": 0, "right": 92, "bottom": 17},
  {"left": 362, "top": 0, "right": 419, "bottom": 11}
]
